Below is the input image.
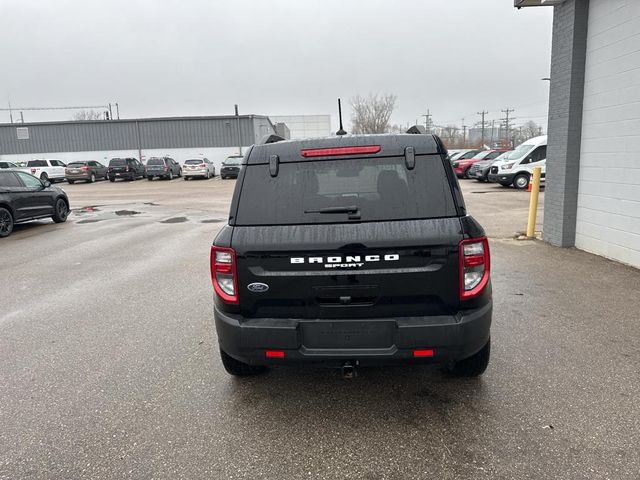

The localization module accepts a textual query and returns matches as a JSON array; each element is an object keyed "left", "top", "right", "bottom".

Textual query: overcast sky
[{"left": 0, "top": 0, "right": 553, "bottom": 131}]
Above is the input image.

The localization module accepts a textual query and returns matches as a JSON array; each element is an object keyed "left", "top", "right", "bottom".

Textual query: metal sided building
[
  {"left": 517, "top": 0, "right": 640, "bottom": 269},
  {"left": 0, "top": 115, "right": 276, "bottom": 170}
]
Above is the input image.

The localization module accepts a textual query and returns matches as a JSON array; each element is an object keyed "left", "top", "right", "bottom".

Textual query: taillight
[
  {"left": 210, "top": 246, "right": 238, "bottom": 304},
  {"left": 31, "top": 168, "right": 37, "bottom": 174},
  {"left": 125, "top": 165, "right": 130, "bottom": 172},
  {"left": 199, "top": 163, "right": 206, "bottom": 168},
  {"left": 82, "top": 166, "right": 89, "bottom": 171},
  {"left": 459, "top": 237, "right": 490, "bottom": 300},
  {"left": 163, "top": 165, "right": 168, "bottom": 171},
  {"left": 301, "top": 145, "right": 381, "bottom": 158}
]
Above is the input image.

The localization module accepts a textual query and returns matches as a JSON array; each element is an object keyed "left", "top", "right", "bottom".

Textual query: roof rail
[
  {"left": 405, "top": 125, "right": 426, "bottom": 134},
  {"left": 259, "top": 134, "right": 285, "bottom": 144}
]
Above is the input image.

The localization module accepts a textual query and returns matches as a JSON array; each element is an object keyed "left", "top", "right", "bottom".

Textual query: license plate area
[{"left": 301, "top": 320, "right": 395, "bottom": 349}]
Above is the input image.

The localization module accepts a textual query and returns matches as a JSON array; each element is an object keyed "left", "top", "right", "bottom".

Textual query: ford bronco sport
[{"left": 211, "top": 133, "right": 492, "bottom": 377}]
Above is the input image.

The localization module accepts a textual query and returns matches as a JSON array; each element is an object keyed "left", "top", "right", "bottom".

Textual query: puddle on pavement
[
  {"left": 115, "top": 210, "right": 141, "bottom": 216},
  {"left": 160, "top": 217, "right": 188, "bottom": 224},
  {"left": 201, "top": 218, "right": 224, "bottom": 224},
  {"left": 74, "top": 206, "right": 102, "bottom": 214},
  {"left": 144, "top": 202, "right": 160, "bottom": 206},
  {"left": 77, "top": 219, "right": 104, "bottom": 224}
]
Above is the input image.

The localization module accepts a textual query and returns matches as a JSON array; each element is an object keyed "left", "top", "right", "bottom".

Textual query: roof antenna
[{"left": 336, "top": 98, "right": 347, "bottom": 136}]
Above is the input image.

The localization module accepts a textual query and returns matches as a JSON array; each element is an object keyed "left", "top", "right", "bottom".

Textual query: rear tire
[
  {"left": 109, "top": 178, "right": 115, "bottom": 182},
  {"left": 68, "top": 180, "right": 75, "bottom": 185},
  {"left": 147, "top": 176, "right": 153, "bottom": 181},
  {"left": 220, "top": 348, "right": 267, "bottom": 377},
  {"left": 168, "top": 171, "right": 174, "bottom": 180},
  {"left": 40, "top": 173, "right": 49, "bottom": 182},
  {"left": 447, "top": 339, "right": 490, "bottom": 377},
  {"left": 52, "top": 198, "right": 69, "bottom": 223},
  {"left": 89, "top": 173, "right": 96, "bottom": 183},
  {"left": 0, "top": 207, "right": 14, "bottom": 238}
]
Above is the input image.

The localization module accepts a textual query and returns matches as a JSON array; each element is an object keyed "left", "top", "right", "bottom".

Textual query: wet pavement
[{"left": 1, "top": 178, "right": 638, "bottom": 479}]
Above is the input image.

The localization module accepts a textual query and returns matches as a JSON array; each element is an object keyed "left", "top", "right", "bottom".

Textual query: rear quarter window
[{"left": 235, "top": 155, "right": 457, "bottom": 225}]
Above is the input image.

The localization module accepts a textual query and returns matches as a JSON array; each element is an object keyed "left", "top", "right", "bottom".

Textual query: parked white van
[{"left": 487, "top": 135, "right": 547, "bottom": 189}]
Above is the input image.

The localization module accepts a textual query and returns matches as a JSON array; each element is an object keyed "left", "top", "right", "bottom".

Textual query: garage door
[{"left": 576, "top": 0, "right": 640, "bottom": 268}]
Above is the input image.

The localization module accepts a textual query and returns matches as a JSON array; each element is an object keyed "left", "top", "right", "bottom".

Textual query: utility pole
[
  {"left": 501, "top": 108, "right": 514, "bottom": 148},
  {"left": 20, "top": 111, "right": 24, "bottom": 123},
  {"left": 8, "top": 99, "right": 13, "bottom": 124},
  {"left": 461, "top": 118, "right": 467, "bottom": 147},
  {"left": 421, "top": 109, "right": 433, "bottom": 134},
  {"left": 477, "top": 110, "right": 488, "bottom": 148},
  {"left": 115, "top": 102, "right": 120, "bottom": 119},
  {"left": 108, "top": 103, "right": 113, "bottom": 120},
  {"left": 489, "top": 120, "right": 495, "bottom": 147}
]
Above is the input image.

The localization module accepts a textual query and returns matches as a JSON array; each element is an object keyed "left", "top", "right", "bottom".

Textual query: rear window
[
  {"left": 235, "top": 156, "right": 457, "bottom": 225},
  {"left": 109, "top": 158, "right": 126, "bottom": 166},
  {"left": 147, "top": 158, "right": 164, "bottom": 165},
  {"left": 27, "top": 160, "right": 48, "bottom": 167},
  {"left": 224, "top": 157, "right": 242, "bottom": 165},
  {"left": 185, "top": 159, "right": 203, "bottom": 165},
  {"left": 68, "top": 162, "right": 86, "bottom": 167}
]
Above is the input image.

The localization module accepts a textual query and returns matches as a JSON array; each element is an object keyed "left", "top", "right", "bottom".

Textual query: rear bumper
[
  {"left": 184, "top": 170, "right": 208, "bottom": 177},
  {"left": 220, "top": 169, "right": 239, "bottom": 177},
  {"left": 66, "top": 173, "right": 91, "bottom": 180},
  {"left": 214, "top": 302, "right": 492, "bottom": 367},
  {"left": 109, "top": 171, "right": 136, "bottom": 179}
]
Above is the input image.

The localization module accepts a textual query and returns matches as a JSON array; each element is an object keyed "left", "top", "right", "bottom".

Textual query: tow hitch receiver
[{"left": 341, "top": 361, "right": 357, "bottom": 379}]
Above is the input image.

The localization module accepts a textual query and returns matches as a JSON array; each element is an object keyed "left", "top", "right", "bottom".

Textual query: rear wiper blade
[{"left": 304, "top": 205, "right": 359, "bottom": 214}]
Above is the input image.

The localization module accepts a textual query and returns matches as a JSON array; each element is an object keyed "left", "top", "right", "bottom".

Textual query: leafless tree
[
  {"left": 521, "top": 120, "right": 542, "bottom": 140},
  {"left": 73, "top": 109, "right": 103, "bottom": 121},
  {"left": 350, "top": 94, "right": 397, "bottom": 134}
]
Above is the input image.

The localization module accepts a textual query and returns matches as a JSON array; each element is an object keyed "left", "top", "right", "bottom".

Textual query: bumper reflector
[
  {"left": 265, "top": 350, "right": 285, "bottom": 359},
  {"left": 413, "top": 349, "right": 435, "bottom": 358}
]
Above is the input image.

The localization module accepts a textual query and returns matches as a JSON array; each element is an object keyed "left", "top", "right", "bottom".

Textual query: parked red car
[{"left": 453, "top": 150, "right": 510, "bottom": 178}]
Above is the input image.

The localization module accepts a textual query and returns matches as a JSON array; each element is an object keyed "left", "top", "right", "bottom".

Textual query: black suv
[
  {"left": 107, "top": 158, "right": 145, "bottom": 182},
  {"left": 0, "top": 170, "right": 69, "bottom": 238},
  {"left": 211, "top": 134, "right": 492, "bottom": 377}
]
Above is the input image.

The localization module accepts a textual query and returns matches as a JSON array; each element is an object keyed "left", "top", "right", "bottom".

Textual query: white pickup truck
[{"left": 19, "top": 159, "right": 67, "bottom": 183}]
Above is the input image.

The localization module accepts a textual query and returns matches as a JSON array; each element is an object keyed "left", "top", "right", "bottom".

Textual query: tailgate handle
[
  {"left": 269, "top": 155, "right": 279, "bottom": 177},
  {"left": 404, "top": 146, "right": 415, "bottom": 170}
]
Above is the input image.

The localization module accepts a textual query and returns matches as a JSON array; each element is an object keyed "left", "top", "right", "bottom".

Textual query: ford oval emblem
[{"left": 247, "top": 282, "right": 269, "bottom": 293}]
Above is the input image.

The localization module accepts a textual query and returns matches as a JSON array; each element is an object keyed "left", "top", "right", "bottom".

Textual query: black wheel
[
  {"left": 447, "top": 339, "right": 490, "bottom": 377},
  {"left": 89, "top": 173, "right": 96, "bottom": 183},
  {"left": 109, "top": 178, "right": 115, "bottom": 182},
  {"left": 40, "top": 172, "right": 49, "bottom": 182},
  {"left": 184, "top": 176, "right": 189, "bottom": 181},
  {"left": 52, "top": 198, "right": 69, "bottom": 223},
  {"left": 147, "top": 176, "right": 153, "bottom": 181},
  {"left": 220, "top": 348, "right": 266, "bottom": 377},
  {"left": 68, "top": 180, "right": 75, "bottom": 185},
  {"left": 177, "top": 169, "right": 182, "bottom": 178},
  {"left": 0, "top": 207, "right": 14, "bottom": 238},
  {"left": 513, "top": 173, "right": 530, "bottom": 190},
  {"left": 168, "top": 171, "right": 174, "bottom": 180}
]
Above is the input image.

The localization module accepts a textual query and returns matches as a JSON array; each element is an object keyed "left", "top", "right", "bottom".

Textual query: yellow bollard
[{"left": 526, "top": 167, "right": 542, "bottom": 238}]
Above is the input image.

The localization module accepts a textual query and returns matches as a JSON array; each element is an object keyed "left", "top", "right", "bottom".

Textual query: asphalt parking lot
[{"left": 1, "top": 178, "right": 638, "bottom": 479}]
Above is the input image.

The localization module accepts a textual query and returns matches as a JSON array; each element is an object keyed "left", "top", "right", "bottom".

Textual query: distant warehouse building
[
  {"left": 0, "top": 115, "right": 276, "bottom": 170},
  {"left": 269, "top": 115, "right": 332, "bottom": 139},
  {"left": 517, "top": 0, "right": 640, "bottom": 268}
]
